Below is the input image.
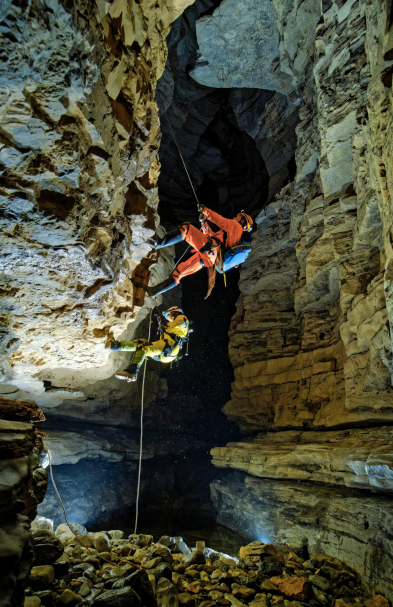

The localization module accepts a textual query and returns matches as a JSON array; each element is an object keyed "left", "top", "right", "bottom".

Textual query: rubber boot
[
  {"left": 109, "top": 340, "right": 121, "bottom": 350},
  {"left": 155, "top": 228, "right": 183, "bottom": 249},
  {"left": 115, "top": 362, "right": 139, "bottom": 383},
  {"left": 141, "top": 276, "right": 178, "bottom": 298}
]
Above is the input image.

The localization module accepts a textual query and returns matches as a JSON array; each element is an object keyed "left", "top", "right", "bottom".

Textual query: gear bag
[{"left": 216, "top": 241, "right": 252, "bottom": 273}]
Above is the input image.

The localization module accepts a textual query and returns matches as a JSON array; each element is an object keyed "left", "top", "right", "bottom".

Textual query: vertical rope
[
  {"left": 130, "top": 308, "right": 153, "bottom": 548},
  {"left": 45, "top": 448, "right": 134, "bottom": 567},
  {"left": 156, "top": 91, "right": 201, "bottom": 212}
]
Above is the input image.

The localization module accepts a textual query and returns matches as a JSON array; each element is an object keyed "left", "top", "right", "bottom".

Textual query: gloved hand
[
  {"left": 109, "top": 340, "right": 122, "bottom": 350},
  {"left": 199, "top": 204, "right": 206, "bottom": 214}
]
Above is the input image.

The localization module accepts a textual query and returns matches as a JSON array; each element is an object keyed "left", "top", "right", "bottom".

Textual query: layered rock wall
[
  {"left": 224, "top": 0, "right": 390, "bottom": 431},
  {"left": 211, "top": 0, "right": 393, "bottom": 594},
  {"left": 0, "top": 399, "right": 47, "bottom": 607}
]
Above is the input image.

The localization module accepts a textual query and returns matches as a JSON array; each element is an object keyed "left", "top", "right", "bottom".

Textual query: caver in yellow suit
[{"left": 109, "top": 307, "right": 190, "bottom": 383}]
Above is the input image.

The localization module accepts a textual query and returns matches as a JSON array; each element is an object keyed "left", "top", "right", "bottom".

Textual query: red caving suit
[{"left": 172, "top": 208, "right": 244, "bottom": 283}]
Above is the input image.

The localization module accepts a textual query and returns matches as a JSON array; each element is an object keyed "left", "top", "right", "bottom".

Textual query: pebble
[
  {"left": 24, "top": 527, "right": 389, "bottom": 607},
  {"left": 30, "top": 566, "right": 55, "bottom": 588}
]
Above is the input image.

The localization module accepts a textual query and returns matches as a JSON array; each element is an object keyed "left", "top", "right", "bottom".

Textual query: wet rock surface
[{"left": 23, "top": 534, "right": 390, "bottom": 607}]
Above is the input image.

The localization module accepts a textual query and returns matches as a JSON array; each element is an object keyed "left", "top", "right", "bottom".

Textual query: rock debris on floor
[{"left": 25, "top": 518, "right": 388, "bottom": 607}]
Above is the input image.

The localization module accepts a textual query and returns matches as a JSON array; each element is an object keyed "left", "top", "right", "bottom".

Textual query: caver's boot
[
  {"left": 139, "top": 275, "right": 178, "bottom": 298},
  {"left": 115, "top": 362, "right": 139, "bottom": 383},
  {"left": 154, "top": 228, "right": 183, "bottom": 249},
  {"left": 109, "top": 340, "right": 121, "bottom": 350}
]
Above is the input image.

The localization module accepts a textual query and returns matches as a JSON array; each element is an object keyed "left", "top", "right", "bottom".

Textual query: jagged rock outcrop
[
  {"left": 0, "top": 398, "right": 47, "bottom": 607},
  {"left": 0, "top": 0, "right": 192, "bottom": 418}
]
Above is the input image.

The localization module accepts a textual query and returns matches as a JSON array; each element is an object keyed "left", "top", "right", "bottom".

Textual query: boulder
[
  {"left": 231, "top": 584, "right": 256, "bottom": 601},
  {"left": 90, "top": 586, "right": 142, "bottom": 607},
  {"left": 157, "top": 577, "right": 179, "bottom": 607},
  {"left": 31, "top": 517, "right": 53, "bottom": 532},
  {"left": 258, "top": 561, "right": 283, "bottom": 576},
  {"left": 93, "top": 533, "right": 111, "bottom": 553},
  {"left": 78, "top": 582, "right": 92, "bottom": 597},
  {"left": 224, "top": 595, "right": 244, "bottom": 607},
  {"left": 174, "top": 540, "right": 191, "bottom": 555},
  {"left": 150, "top": 562, "right": 173, "bottom": 581},
  {"left": 30, "top": 565, "right": 55, "bottom": 588},
  {"left": 309, "top": 574, "right": 331, "bottom": 592},
  {"left": 58, "top": 589, "right": 82, "bottom": 606},
  {"left": 143, "top": 557, "right": 163, "bottom": 569},
  {"left": 240, "top": 543, "right": 284, "bottom": 564},
  {"left": 269, "top": 577, "right": 312, "bottom": 601},
  {"left": 33, "top": 533, "right": 64, "bottom": 565},
  {"left": 108, "top": 531, "right": 124, "bottom": 540},
  {"left": 364, "top": 598, "right": 389, "bottom": 607},
  {"left": 183, "top": 551, "right": 206, "bottom": 566},
  {"left": 130, "top": 534, "right": 153, "bottom": 547},
  {"left": 121, "top": 568, "right": 157, "bottom": 607},
  {"left": 219, "top": 554, "right": 238, "bottom": 568},
  {"left": 25, "top": 598, "right": 42, "bottom": 607},
  {"left": 34, "top": 590, "right": 56, "bottom": 607},
  {"left": 56, "top": 524, "right": 87, "bottom": 537}
]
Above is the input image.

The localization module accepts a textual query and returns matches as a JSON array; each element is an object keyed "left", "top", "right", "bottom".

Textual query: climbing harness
[
  {"left": 156, "top": 90, "right": 253, "bottom": 291},
  {"left": 45, "top": 447, "right": 141, "bottom": 568}
]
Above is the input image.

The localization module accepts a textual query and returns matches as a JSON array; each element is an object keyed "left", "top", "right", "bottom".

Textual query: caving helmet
[
  {"left": 163, "top": 306, "right": 183, "bottom": 320},
  {"left": 236, "top": 210, "right": 253, "bottom": 232}
]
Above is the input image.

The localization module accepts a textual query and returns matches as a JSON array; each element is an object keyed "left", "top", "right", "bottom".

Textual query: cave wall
[
  {"left": 0, "top": 0, "right": 193, "bottom": 420},
  {"left": 209, "top": 0, "right": 393, "bottom": 598},
  {"left": 0, "top": 399, "right": 47, "bottom": 607}
]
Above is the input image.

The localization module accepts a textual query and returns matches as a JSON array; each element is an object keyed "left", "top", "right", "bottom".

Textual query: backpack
[{"left": 216, "top": 241, "right": 252, "bottom": 274}]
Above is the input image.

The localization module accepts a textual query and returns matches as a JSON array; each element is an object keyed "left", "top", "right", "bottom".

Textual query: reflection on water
[{"left": 91, "top": 511, "right": 249, "bottom": 557}]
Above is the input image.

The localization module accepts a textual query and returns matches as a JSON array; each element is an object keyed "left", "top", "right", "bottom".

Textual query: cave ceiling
[{"left": 156, "top": 0, "right": 300, "bottom": 228}]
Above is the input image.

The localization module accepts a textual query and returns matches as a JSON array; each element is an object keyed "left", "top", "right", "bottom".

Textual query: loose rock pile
[{"left": 25, "top": 519, "right": 389, "bottom": 607}]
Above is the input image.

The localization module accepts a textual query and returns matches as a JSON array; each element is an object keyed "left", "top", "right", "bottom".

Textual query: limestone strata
[
  {"left": 224, "top": 0, "right": 393, "bottom": 431},
  {"left": 0, "top": 407, "right": 47, "bottom": 606},
  {"left": 210, "top": 1, "right": 393, "bottom": 592},
  {"left": 211, "top": 427, "right": 393, "bottom": 491},
  {"left": 0, "top": 0, "right": 191, "bottom": 415},
  {"left": 211, "top": 473, "right": 393, "bottom": 601},
  {"left": 42, "top": 426, "right": 207, "bottom": 466}
]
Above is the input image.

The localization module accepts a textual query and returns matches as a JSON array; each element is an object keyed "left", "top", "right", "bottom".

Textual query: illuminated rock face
[
  {"left": 211, "top": 473, "right": 393, "bottom": 601},
  {"left": 0, "top": 0, "right": 193, "bottom": 418},
  {"left": 221, "top": 0, "right": 393, "bottom": 434},
  {"left": 210, "top": 0, "right": 393, "bottom": 595}
]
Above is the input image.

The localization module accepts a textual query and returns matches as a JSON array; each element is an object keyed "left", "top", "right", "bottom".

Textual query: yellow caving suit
[{"left": 119, "top": 314, "right": 189, "bottom": 370}]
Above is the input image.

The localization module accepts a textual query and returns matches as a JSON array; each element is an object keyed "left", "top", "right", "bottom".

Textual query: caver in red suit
[{"left": 138, "top": 207, "right": 253, "bottom": 299}]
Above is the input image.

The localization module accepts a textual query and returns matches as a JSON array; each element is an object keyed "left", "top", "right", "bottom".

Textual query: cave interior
[{"left": 2, "top": 0, "right": 393, "bottom": 605}]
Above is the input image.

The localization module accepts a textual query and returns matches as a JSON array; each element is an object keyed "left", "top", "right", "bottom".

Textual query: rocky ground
[{"left": 25, "top": 518, "right": 389, "bottom": 607}]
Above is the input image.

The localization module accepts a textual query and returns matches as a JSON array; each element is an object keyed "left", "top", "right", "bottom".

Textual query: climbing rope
[
  {"left": 45, "top": 312, "right": 155, "bottom": 564},
  {"left": 168, "top": 241, "right": 191, "bottom": 276},
  {"left": 45, "top": 447, "right": 140, "bottom": 568},
  {"left": 156, "top": 90, "right": 202, "bottom": 213},
  {"left": 129, "top": 307, "right": 153, "bottom": 553}
]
